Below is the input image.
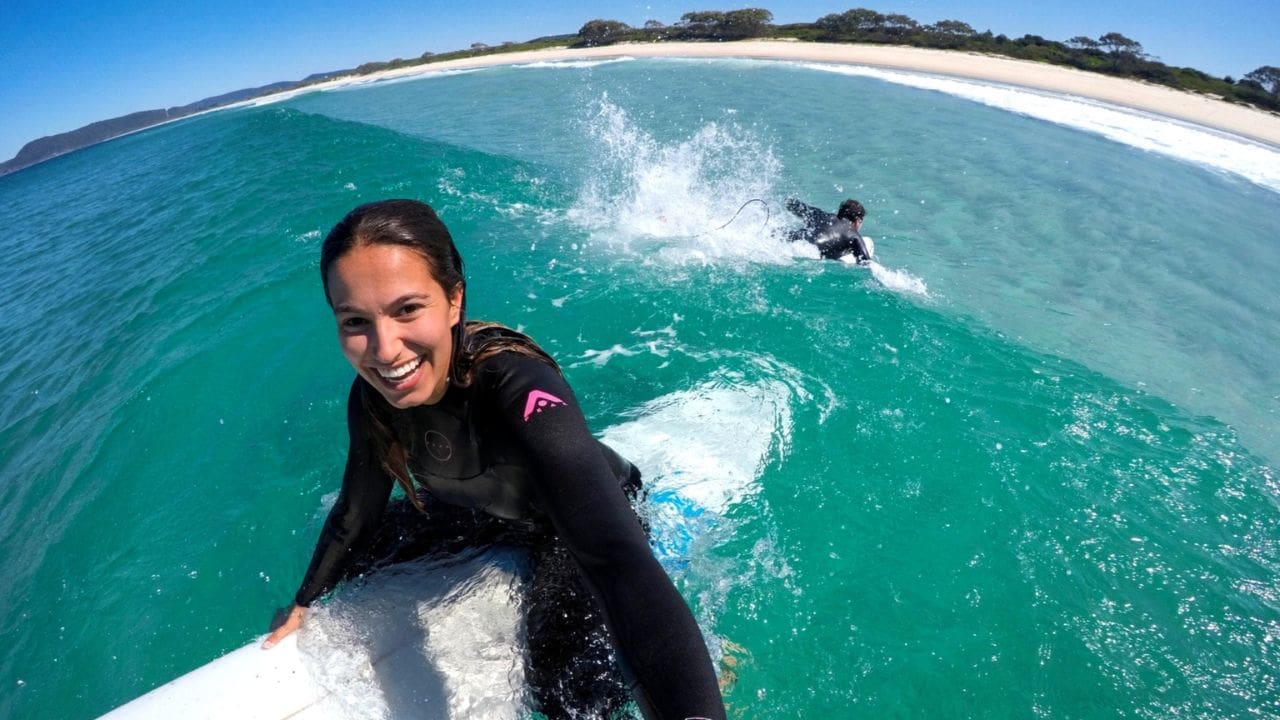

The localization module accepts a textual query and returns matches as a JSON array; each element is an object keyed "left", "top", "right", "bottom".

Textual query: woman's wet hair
[
  {"left": 320, "top": 199, "right": 558, "bottom": 510},
  {"left": 320, "top": 199, "right": 464, "bottom": 304}
]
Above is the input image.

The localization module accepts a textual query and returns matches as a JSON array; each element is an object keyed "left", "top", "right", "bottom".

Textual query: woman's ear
[{"left": 449, "top": 285, "right": 464, "bottom": 326}]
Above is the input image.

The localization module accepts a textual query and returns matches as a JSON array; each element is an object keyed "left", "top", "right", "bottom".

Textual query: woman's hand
[{"left": 261, "top": 603, "right": 307, "bottom": 650}]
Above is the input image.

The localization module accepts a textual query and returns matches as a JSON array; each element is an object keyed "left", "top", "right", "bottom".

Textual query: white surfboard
[
  {"left": 101, "top": 380, "right": 790, "bottom": 719},
  {"left": 97, "top": 633, "right": 333, "bottom": 720}
]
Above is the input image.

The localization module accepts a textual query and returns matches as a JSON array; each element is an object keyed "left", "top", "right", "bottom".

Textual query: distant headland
[
  {"left": 5, "top": 8, "right": 1278, "bottom": 176},
  {"left": 0, "top": 71, "right": 349, "bottom": 176}
]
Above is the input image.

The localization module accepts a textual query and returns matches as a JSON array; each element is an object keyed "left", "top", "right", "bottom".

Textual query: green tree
[
  {"left": 680, "top": 10, "right": 726, "bottom": 28},
  {"left": 678, "top": 10, "right": 721, "bottom": 38},
  {"left": 578, "top": 19, "right": 631, "bottom": 45},
  {"left": 816, "top": 8, "right": 886, "bottom": 35},
  {"left": 1098, "top": 32, "right": 1143, "bottom": 57},
  {"left": 721, "top": 8, "right": 773, "bottom": 38},
  {"left": 927, "top": 19, "right": 977, "bottom": 37},
  {"left": 1066, "top": 36, "right": 1100, "bottom": 50},
  {"left": 882, "top": 13, "right": 919, "bottom": 34},
  {"left": 1243, "top": 66, "right": 1280, "bottom": 95},
  {"left": 677, "top": 9, "right": 770, "bottom": 39}
]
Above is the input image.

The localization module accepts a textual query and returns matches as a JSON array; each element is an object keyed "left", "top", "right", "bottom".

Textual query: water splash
[
  {"left": 602, "top": 379, "right": 794, "bottom": 516},
  {"left": 563, "top": 95, "right": 938, "bottom": 297},
  {"left": 866, "top": 259, "right": 930, "bottom": 297},
  {"left": 567, "top": 95, "right": 793, "bottom": 263},
  {"left": 298, "top": 550, "right": 530, "bottom": 720}
]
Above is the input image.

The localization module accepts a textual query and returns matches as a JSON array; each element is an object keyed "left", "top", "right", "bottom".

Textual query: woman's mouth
[{"left": 373, "top": 355, "right": 424, "bottom": 391}]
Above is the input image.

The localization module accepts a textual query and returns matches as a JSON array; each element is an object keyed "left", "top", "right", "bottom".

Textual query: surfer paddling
[
  {"left": 261, "top": 200, "right": 726, "bottom": 720},
  {"left": 786, "top": 197, "right": 874, "bottom": 264}
]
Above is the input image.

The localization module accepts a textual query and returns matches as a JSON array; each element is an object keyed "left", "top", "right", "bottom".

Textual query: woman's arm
[
  {"left": 482, "top": 354, "right": 726, "bottom": 720},
  {"left": 264, "top": 379, "right": 394, "bottom": 648}
]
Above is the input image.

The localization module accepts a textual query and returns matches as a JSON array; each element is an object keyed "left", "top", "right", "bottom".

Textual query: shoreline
[{"left": 256, "top": 41, "right": 1280, "bottom": 148}]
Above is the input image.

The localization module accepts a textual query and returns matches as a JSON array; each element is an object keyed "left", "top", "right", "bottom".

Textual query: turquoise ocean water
[{"left": 2, "top": 57, "right": 1279, "bottom": 719}]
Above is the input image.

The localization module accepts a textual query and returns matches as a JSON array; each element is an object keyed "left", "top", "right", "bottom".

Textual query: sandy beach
[{"left": 284, "top": 40, "right": 1280, "bottom": 147}]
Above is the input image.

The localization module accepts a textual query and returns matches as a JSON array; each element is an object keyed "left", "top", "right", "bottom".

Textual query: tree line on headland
[
  {"left": 4, "top": 7, "right": 1277, "bottom": 176},
  {"left": 575, "top": 9, "right": 1280, "bottom": 108}
]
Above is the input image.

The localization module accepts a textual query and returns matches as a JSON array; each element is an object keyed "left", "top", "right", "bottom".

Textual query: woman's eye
[
  {"left": 397, "top": 304, "right": 423, "bottom": 317},
  {"left": 340, "top": 317, "right": 367, "bottom": 329}
]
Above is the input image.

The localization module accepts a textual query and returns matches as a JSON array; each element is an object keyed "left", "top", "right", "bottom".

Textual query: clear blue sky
[{"left": 2, "top": 0, "right": 1276, "bottom": 161}]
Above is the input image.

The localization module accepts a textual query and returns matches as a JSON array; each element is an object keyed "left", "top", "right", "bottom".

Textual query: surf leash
[{"left": 709, "top": 198, "right": 770, "bottom": 233}]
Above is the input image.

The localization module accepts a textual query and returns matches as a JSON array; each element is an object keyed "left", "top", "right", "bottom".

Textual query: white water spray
[{"left": 567, "top": 96, "right": 796, "bottom": 263}]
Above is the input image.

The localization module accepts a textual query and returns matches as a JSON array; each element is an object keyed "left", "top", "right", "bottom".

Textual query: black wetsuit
[
  {"left": 786, "top": 198, "right": 871, "bottom": 263},
  {"left": 294, "top": 349, "right": 726, "bottom": 720}
]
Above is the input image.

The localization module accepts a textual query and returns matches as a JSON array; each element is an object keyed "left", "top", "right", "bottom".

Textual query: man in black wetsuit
[{"left": 786, "top": 197, "right": 873, "bottom": 264}]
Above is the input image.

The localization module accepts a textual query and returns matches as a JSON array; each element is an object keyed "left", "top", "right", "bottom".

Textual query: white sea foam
[
  {"left": 865, "top": 259, "right": 930, "bottom": 297},
  {"left": 567, "top": 96, "right": 799, "bottom": 263},
  {"left": 602, "top": 380, "right": 792, "bottom": 515},
  {"left": 513, "top": 57, "right": 636, "bottom": 70},
  {"left": 797, "top": 62, "right": 1280, "bottom": 194},
  {"left": 323, "top": 67, "right": 483, "bottom": 92},
  {"left": 833, "top": 236, "right": 930, "bottom": 297},
  {"left": 298, "top": 549, "right": 530, "bottom": 720},
  {"left": 229, "top": 67, "right": 488, "bottom": 110}
]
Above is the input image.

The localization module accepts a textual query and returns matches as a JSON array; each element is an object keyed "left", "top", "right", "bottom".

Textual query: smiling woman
[
  {"left": 262, "top": 199, "right": 727, "bottom": 720},
  {"left": 328, "top": 243, "right": 462, "bottom": 408}
]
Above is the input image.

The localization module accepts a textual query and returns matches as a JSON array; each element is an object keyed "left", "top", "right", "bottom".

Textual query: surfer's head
[
  {"left": 837, "top": 199, "right": 865, "bottom": 228},
  {"left": 321, "top": 200, "right": 467, "bottom": 409},
  {"left": 322, "top": 197, "right": 468, "bottom": 386}
]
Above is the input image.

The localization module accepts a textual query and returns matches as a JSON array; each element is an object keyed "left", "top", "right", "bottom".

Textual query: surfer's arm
[
  {"left": 482, "top": 354, "right": 726, "bottom": 720},
  {"left": 266, "top": 381, "right": 393, "bottom": 650},
  {"left": 785, "top": 197, "right": 825, "bottom": 224},
  {"left": 262, "top": 604, "right": 306, "bottom": 649},
  {"left": 817, "top": 228, "right": 871, "bottom": 263},
  {"left": 291, "top": 379, "right": 395, "bottom": 609},
  {"left": 849, "top": 235, "right": 874, "bottom": 263}
]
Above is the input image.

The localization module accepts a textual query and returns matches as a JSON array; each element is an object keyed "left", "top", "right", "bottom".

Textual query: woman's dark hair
[{"left": 320, "top": 199, "right": 559, "bottom": 510}]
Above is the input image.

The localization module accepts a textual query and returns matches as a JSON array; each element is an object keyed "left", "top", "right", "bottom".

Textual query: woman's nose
[{"left": 369, "top": 319, "right": 404, "bottom": 364}]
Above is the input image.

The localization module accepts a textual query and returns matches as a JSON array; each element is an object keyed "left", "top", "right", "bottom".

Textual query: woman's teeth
[{"left": 378, "top": 357, "right": 421, "bottom": 380}]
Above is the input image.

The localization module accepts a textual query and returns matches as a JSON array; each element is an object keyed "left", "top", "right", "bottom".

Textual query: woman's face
[{"left": 327, "top": 243, "right": 462, "bottom": 409}]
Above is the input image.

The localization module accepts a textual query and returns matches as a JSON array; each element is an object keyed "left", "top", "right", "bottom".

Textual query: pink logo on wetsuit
[{"left": 522, "top": 389, "right": 566, "bottom": 421}]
